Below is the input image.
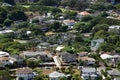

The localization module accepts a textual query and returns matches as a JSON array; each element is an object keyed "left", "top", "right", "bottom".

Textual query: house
[
  {"left": 56, "top": 45, "right": 65, "bottom": 51},
  {"left": 100, "top": 54, "right": 119, "bottom": 60},
  {"left": 91, "top": 39, "right": 104, "bottom": 51},
  {"left": 49, "top": 71, "right": 66, "bottom": 80},
  {"left": 37, "top": 42, "right": 50, "bottom": 50},
  {"left": 0, "top": 57, "right": 10, "bottom": 67},
  {"left": 0, "top": 30, "right": 14, "bottom": 34},
  {"left": 80, "top": 56, "right": 95, "bottom": 65},
  {"left": 20, "top": 51, "right": 53, "bottom": 62},
  {"left": 0, "top": 51, "right": 9, "bottom": 57},
  {"left": 10, "top": 55, "right": 23, "bottom": 65},
  {"left": 63, "top": 20, "right": 75, "bottom": 29},
  {"left": 107, "top": 69, "right": 120, "bottom": 76},
  {"left": 0, "top": 51, "right": 12, "bottom": 67},
  {"left": 81, "top": 67, "right": 98, "bottom": 80},
  {"left": 16, "top": 67, "right": 34, "bottom": 80},
  {"left": 59, "top": 52, "right": 77, "bottom": 63},
  {"left": 108, "top": 25, "right": 120, "bottom": 33},
  {"left": 77, "top": 52, "right": 88, "bottom": 57},
  {"left": 100, "top": 54, "right": 120, "bottom": 67},
  {"left": 77, "top": 11, "right": 90, "bottom": 18}
]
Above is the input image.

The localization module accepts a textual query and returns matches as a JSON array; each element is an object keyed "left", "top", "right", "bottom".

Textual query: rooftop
[
  {"left": 16, "top": 67, "right": 33, "bottom": 74},
  {"left": 80, "top": 56, "right": 95, "bottom": 61},
  {"left": 78, "top": 11, "right": 90, "bottom": 16},
  {"left": 107, "top": 69, "right": 120, "bottom": 76},
  {"left": 49, "top": 71, "right": 65, "bottom": 78},
  {"left": 109, "top": 25, "right": 120, "bottom": 29}
]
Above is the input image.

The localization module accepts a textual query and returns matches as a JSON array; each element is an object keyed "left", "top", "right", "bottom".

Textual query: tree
[
  {"left": 64, "top": 10, "right": 77, "bottom": 19},
  {"left": 81, "top": 16, "right": 93, "bottom": 22},
  {"left": 0, "top": 7, "right": 7, "bottom": 24},
  {"left": 13, "top": 22, "right": 28, "bottom": 29},
  {"left": 50, "top": 22, "right": 61, "bottom": 32},
  {"left": 98, "top": 42, "right": 114, "bottom": 52},
  {"left": 71, "top": 74, "right": 82, "bottom": 80},
  {"left": 94, "top": 30, "right": 108, "bottom": 38},
  {"left": 3, "top": 0, "right": 15, "bottom": 5},
  {"left": 60, "top": 25, "right": 68, "bottom": 32},
  {"left": 26, "top": 59, "right": 41, "bottom": 68},
  {"left": 3, "top": 19, "right": 13, "bottom": 27},
  {"left": 100, "top": 11, "right": 108, "bottom": 17},
  {"left": 90, "top": 4, "right": 106, "bottom": 11},
  {"left": 62, "top": 46, "right": 74, "bottom": 54},
  {"left": 19, "top": 77, "right": 24, "bottom": 80},
  {"left": 7, "top": 10, "right": 27, "bottom": 21},
  {"left": 39, "top": 0, "right": 59, "bottom": 6},
  {"left": 59, "top": 77, "right": 66, "bottom": 80},
  {"left": 74, "top": 22, "right": 90, "bottom": 33},
  {"left": 0, "top": 70, "right": 11, "bottom": 80},
  {"left": 74, "top": 1, "right": 89, "bottom": 11},
  {"left": 28, "top": 23, "right": 42, "bottom": 35},
  {"left": 93, "top": 24, "right": 109, "bottom": 33}
]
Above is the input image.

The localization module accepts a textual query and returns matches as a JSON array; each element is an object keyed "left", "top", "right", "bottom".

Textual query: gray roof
[
  {"left": 22, "top": 51, "right": 46, "bottom": 56},
  {"left": 107, "top": 69, "right": 120, "bottom": 76},
  {"left": 82, "top": 67, "right": 96, "bottom": 73}
]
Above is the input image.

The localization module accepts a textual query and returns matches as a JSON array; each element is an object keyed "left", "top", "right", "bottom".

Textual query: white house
[
  {"left": 0, "top": 51, "right": 9, "bottom": 57},
  {"left": 16, "top": 67, "right": 34, "bottom": 80},
  {"left": 0, "top": 30, "right": 14, "bottom": 34},
  {"left": 49, "top": 71, "right": 66, "bottom": 80},
  {"left": 63, "top": 20, "right": 75, "bottom": 29},
  {"left": 108, "top": 25, "right": 120, "bottom": 33},
  {"left": 0, "top": 51, "right": 12, "bottom": 67}
]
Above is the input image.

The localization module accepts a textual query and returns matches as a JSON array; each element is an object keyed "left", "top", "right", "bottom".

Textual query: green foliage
[
  {"left": 0, "top": 70, "right": 11, "bottom": 80},
  {"left": 81, "top": 16, "right": 93, "bottom": 22},
  {"left": 26, "top": 59, "right": 41, "bottom": 68},
  {"left": 98, "top": 42, "right": 114, "bottom": 52},
  {"left": 33, "top": 68, "right": 42, "bottom": 74},
  {"left": 0, "top": 7, "right": 8, "bottom": 24},
  {"left": 90, "top": 4, "right": 106, "bottom": 11},
  {"left": 115, "top": 4, "right": 120, "bottom": 9},
  {"left": 7, "top": 10, "right": 27, "bottom": 21},
  {"left": 99, "top": 11, "right": 108, "bottom": 17},
  {"left": 50, "top": 21, "right": 61, "bottom": 32},
  {"left": 13, "top": 22, "right": 28, "bottom": 29},
  {"left": 3, "top": 0, "right": 15, "bottom": 5},
  {"left": 3, "top": 19, "right": 13, "bottom": 26},
  {"left": 19, "top": 77, "right": 24, "bottom": 80},
  {"left": 59, "top": 77, "right": 66, "bottom": 80},
  {"left": 94, "top": 30, "right": 108, "bottom": 38},
  {"left": 64, "top": 10, "right": 77, "bottom": 19},
  {"left": 93, "top": 24, "right": 109, "bottom": 33},
  {"left": 74, "top": 22, "right": 90, "bottom": 33},
  {"left": 0, "top": 24, "right": 3, "bottom": 28},
  {"left": 39, "top": 0, "right": 59, "bottom": 6},
  {"left": 63, "top": 46, "right": 74, "bottom": 54},
  {"left": 71, "top": 74, "right": 82, "bottom": 80},
  {"left": 90, "top": 17, "right": 120, "bottom": 26},
  {"left": 28, "top": 23, "right": 42, "bottom": 35}
]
